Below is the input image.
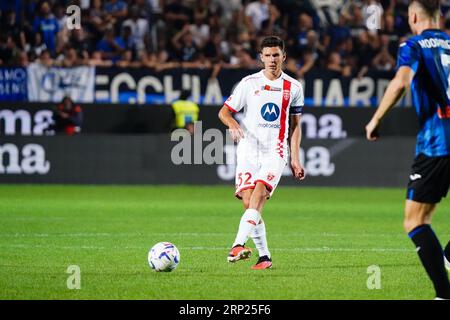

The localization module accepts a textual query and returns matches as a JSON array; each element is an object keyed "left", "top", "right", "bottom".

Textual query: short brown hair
[
  {"left": 260, "top": 36, "right": 285, "bottom": 52},
  {"left": 412, "top": 0, "right": 440, "bottom": 18}
]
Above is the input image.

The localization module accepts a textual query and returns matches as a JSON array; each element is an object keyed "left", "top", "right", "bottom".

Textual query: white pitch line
[
  {"left": 0, "top": 232, "right": 421, "bottom": 238},
  {"left": 187, "top": 246, "right": 413, "bottom": 253},
  {"left": 0, "top": 244, "right": 413, "bottom": 253}
]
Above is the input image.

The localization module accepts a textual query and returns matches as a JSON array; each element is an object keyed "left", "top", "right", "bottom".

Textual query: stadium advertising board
[
  {"left": 94, "top": 67, "right": 411, "bottom": 107},
  {"left": 27, "top": 63, "right": 95, "bottom": 103},
  {"left": 0, "top": 103, "right": 418, "bottom": 136},
  {"left": 0, "top": 135, "right": 415, "bottom": 187},
  {"left": 0, "top": 102, "right": 174, "bottom": 135},
  {"left": 0, "top": 101, "right": 418, "bottom": 187},
  {"left": 0, "top": 66, "right": 413, "bottom": 108},
  {"left": 0, "top": 68, "right": 27, "bottom": 102}
]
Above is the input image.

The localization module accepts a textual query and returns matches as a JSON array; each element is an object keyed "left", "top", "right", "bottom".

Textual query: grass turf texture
[{"left": 0, "top": 185, "right": 449, "bottom": 300}]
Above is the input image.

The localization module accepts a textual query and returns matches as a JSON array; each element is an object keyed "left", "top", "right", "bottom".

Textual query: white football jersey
[{"left": 224, "top": 70, "right": 304, "bottom": 159}]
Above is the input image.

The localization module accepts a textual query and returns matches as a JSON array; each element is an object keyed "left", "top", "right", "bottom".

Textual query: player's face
[{"left": 260, "top": 47, "right": 285, "bottom": 74}]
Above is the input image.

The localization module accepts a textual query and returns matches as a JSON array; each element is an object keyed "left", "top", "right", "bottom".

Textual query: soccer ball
[{"left": 148, "top": 242, "right": 180, "bottom": 272}]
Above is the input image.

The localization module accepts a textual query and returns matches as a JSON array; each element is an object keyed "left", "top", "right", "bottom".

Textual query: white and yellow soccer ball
[{"left": 148, "top": 242, "right": 180, "bottom": 272}]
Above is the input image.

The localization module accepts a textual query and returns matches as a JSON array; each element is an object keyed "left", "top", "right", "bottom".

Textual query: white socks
[
  {"left": 232, "top": 209, "right": 261, "bottom": 247},
  {"left": 251, "top": 219, "right": 271, "bottom": 258}
]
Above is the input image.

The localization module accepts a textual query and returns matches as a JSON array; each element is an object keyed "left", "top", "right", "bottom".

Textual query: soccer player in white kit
[{"left": 218, "top": 36, "right": 305, "bottom": 270}]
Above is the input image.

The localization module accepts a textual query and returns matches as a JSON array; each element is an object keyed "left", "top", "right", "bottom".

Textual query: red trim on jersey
[
  {"left": 277, "top": 79, "right": 291, "bottom": 158},
  {"left": 224, "top": 102, "right": 237, "bottom": 113},
  {"left": 254, "top": 179, "right": 273, "bottom": 192}
]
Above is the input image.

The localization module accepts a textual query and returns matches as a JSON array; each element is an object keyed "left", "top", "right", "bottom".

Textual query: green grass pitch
[{"left": 0, "top": 185, "right": 448, "bottom": 300}]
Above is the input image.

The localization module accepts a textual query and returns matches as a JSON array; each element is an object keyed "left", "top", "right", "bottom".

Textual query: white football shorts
[{"left": 234, "top": 140, "right": 287, "bottom": 199}]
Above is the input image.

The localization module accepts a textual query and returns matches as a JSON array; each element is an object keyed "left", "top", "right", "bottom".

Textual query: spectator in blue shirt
[
  {"left": 96, "top": 27, "right": 126, "bottom": 63},
  {"left": 324, "top": 14, "right": 351, "bottom": 51},
  {"left": 104, "top": 0, "right": 128, "bottom": 19},
  {"left": 32, "top": 1, "right": 59, "bottom": 55}
]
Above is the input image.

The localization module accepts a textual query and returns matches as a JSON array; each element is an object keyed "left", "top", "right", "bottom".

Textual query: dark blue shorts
[{"left": 406, "top": 153, "right": 450, "bottom": 203}]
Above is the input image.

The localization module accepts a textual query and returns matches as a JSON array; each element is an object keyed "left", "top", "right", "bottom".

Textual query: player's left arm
[
  {"left": 288, "top": 114, "right": 305, "bottom": 180},
  {"left": 365, "top": 66, "right": 414, "bottom": 141}
]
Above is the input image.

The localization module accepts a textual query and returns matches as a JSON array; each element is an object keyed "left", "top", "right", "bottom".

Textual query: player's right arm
[
  {"left": 366, "top": 40, "right": 419, "bottom": 141},
  {"left": 365, "top": 66, "right": 413, "bottom": 140},
  {"left": 218, "top": 105, "right": 244, "bottom": 142},
  {"left": 219, "top": 79, "right": 247, "bottom": 142}
]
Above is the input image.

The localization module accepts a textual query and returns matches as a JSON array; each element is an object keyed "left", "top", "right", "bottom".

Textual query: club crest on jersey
[
  {"left": 261, "top": 85, "right": 281, "bottom": 91},
  {"left": 261, "top": 103, "right": 280, "bottom": 122},
  {"left": 283, "top": 89, "right": 290, "bottom": 101},
  {"left": 267, "top": 173, "right": 275, "bottom": 181}
]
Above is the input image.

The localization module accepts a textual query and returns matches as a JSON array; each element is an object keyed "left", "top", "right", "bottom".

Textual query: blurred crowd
[{"left": 2, "top": 0, "right": 450, "bottom": 79}]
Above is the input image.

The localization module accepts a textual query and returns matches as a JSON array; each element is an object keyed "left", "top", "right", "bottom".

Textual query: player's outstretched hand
[
  {"left": 228, "top": 123, "right": 244, "bottom": 142},
  {"left": 291, "top": 161, "right": 305, "bottom": 181},
  {"left": 365, "top": 118, "right": 380, "bottom": 141}
]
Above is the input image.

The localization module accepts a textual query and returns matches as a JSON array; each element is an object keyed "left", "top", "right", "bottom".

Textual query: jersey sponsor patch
[
  {"left": 283, "top": 89, "right": 290, "bottom": 101},
  {"left": 261, "top": 85, "right": 281, "bottom": 91},
  {"left": 261, "top": 103, "right": 280, "bottom": 122}
]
